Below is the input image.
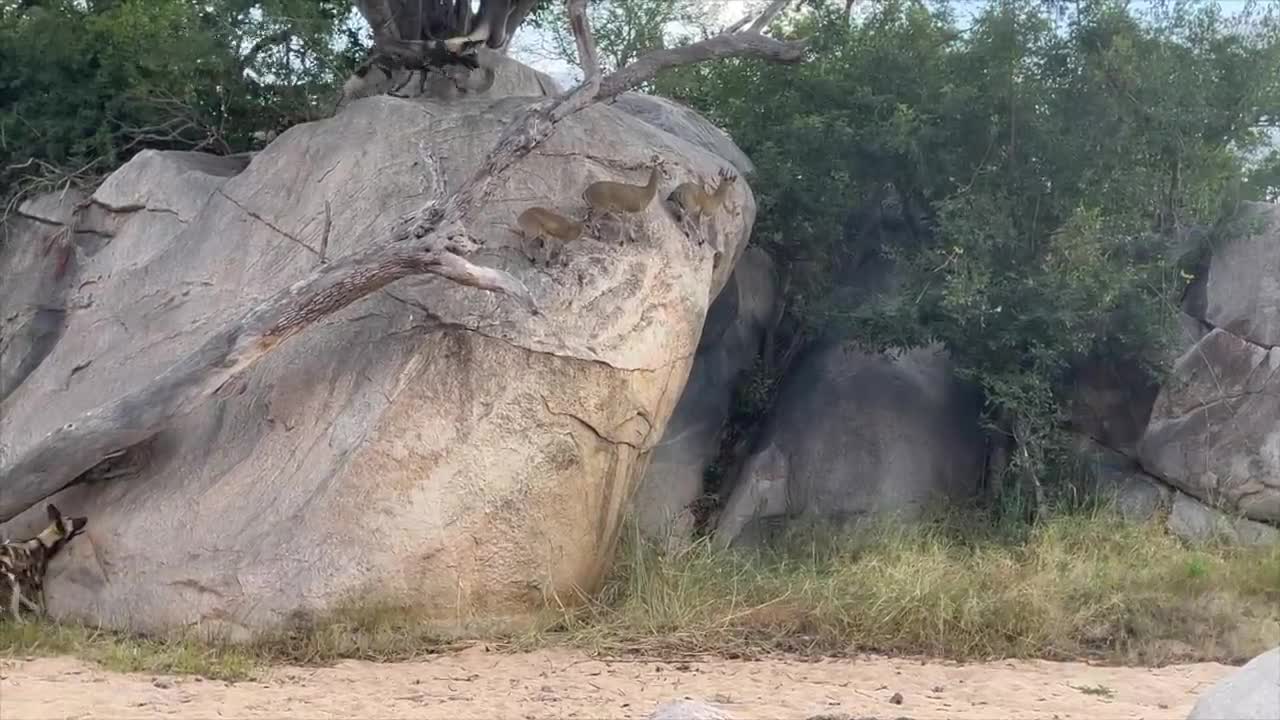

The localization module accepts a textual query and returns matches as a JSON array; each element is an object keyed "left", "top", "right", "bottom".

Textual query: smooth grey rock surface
[
  {"left": 1166, "top": 492, "right": 1280, "bottom": 547},
  {"left": 632, "top": 247, "right": 778, "bottom": 540},
  {"left": 1138, "top": 328, "right": 1280, "bottom": 524},
  {"left": 1186, "top": 646, "right": 1280, "bottom": 720},
  {"left": 1204, "top": 202, "right": 1280, "bottom": 348},
  {"left": 715, "top": 342, "right": 985, "bottom": 546}
]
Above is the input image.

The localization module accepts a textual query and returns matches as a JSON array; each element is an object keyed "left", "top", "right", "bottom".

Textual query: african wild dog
[{"left": 0, "top": 504, "right": 88, "bottom": 623}]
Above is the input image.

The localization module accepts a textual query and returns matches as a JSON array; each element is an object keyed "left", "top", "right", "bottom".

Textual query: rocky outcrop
[
  {"left": 0, "top": 66, "right": 756, "bottom": 638},
  {"left": 714, "top": 342, "right": 985, "bottom": 546},
  {"left": 1202, "top": 202, "right": 1280, "bottom": 348},
  {"left": 1137, "top": 328, "right": 1280, "bottom": 525},
  {"left": 631, "top": 248, "right": 778, "bottom": 540},
  {"left": 1074, "top": 436, "right": 1278, "bottom": 544},
  {"left": 1066, "top": 201, "right": 1280, "bottom": 542},
  {"left": 1186, "top": 646, "right": 1280, "bottom": 720}
]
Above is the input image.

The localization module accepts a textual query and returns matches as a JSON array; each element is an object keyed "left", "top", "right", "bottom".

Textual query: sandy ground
[{"left": 0, "top": 647, "right": 1231, "bottom": 719}]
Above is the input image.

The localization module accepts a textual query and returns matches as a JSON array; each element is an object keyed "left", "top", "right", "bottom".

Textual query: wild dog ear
[
  {"left": 46, "top": 504, "right": 62, "bottom": 523},
  {"left": 69, "top": 516, "right": 88, "bottom": 536}
]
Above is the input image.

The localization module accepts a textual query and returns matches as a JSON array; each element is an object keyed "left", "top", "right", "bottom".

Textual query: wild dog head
[{"left": 35, "top": 504, "right": 88, "bottom": 555}]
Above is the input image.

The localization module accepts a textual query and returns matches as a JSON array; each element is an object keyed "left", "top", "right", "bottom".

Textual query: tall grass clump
[
  {"left": 0, "top": 620, "right": 260, "bottom": 680},
  {"left": 0, "top": 600, "right": 472, "bottom": 680},
  {"left": 543, "top": 508, "right": 1280, "bottom": 664}
]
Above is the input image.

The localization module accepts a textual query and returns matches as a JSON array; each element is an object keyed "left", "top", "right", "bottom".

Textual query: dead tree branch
[
  {"left": 0, "top": 0, "right": 810, "bottom": 523},
  {"left": 597, "top": 30, "right": 807, "bottom": 100}
]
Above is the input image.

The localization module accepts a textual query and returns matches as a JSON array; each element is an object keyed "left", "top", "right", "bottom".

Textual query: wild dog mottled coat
[{"left": 0, "top": 504, "right": 88, "bottom": 623}]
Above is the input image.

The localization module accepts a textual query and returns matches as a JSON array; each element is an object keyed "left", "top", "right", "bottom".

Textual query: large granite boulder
[
  {"left": 631, "top": 247, "right": 778, "bottom": 539},
  {"left": 1138, "top": 328, "right": 1280, "bottom": 525},
  {"left": 0, "top": 62, "right": 757, "bottom": 638},
  {"left": 1187, "top": 647, "right": 1280, "bottom": 720},
  {"left": 714, "top": 342, "right": 986, "bottom": 546},
  {"left": 1202, "top": 202, "right": 1280, "bottom": 348}
]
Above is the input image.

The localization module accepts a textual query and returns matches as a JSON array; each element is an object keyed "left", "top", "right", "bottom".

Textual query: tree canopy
[
  {"left": 653, "top": 0, "right": 1280, "bottom": 506},
  {"left": 0, "top": 0, "right": 366, "bottom": 207}
]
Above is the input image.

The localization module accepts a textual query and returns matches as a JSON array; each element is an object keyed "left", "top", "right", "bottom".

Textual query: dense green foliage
[
  {"left": 0, "top": 0, "right": 366, "bottom": 206},
  {"left": 653, "top": 0, "right": 1280, "bottom": 503}
]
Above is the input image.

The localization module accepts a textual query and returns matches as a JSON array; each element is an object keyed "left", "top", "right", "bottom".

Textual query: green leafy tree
[
  {"left": 0, "top": 0, "right": 363, "bottom": 207},
  {"left": 657, "top": 0, "right": 1280, "bottom": 513}
]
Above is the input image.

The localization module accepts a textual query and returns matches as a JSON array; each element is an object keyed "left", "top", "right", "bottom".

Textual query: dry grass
[
  {"left": 527, "top": 509, "right": 1280, "bottom": 665},
  {"left": 2, "top": 508, "right": 1276, "bottom": 680},
  {"left": 0, "top": 602, "right": 469, "bottom": 681}
]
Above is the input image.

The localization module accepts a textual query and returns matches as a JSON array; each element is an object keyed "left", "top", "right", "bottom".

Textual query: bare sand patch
[{"left": 0, "top": 647, "right": 1231, "bottom": 719}]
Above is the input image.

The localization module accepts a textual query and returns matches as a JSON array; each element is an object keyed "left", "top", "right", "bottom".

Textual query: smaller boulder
[
  {"left": 1073, "top": 437, "right": 1173, "bottom": 522},
  {"left": 715, "top": 342, "right": 985, "bottom": 546},
  {"left": 1105, "top": 473, "right": 1174, "bottom": 523},
  {"left": 1187, "top": 646, "right": 1280, "bottom": 720},
  {"left": 1166, "top": 493, "right": 1280, "bottom": 547}
]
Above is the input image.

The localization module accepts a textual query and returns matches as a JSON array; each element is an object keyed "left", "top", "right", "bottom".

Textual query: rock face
[
  {"left": 0, "top": 71, "right": 756, "bottom": 638},
  {"left": 1203, "top": 202, "right": 1280, "bottom": 348},
  {"left": 1186, "top": 646, "right": 1280, "bottom": 720},
  {"left": 714, "top": 342, "right": 985, "bottom": 546},
  {"left": 1138, "top": 328, "right": 1280, "bottom": 525},
  {"left": 631, "top": 247, "right": 778, "bottom": 539},
  {"left": 1, "top": 191, "right": 84, "bottom": 401}
]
